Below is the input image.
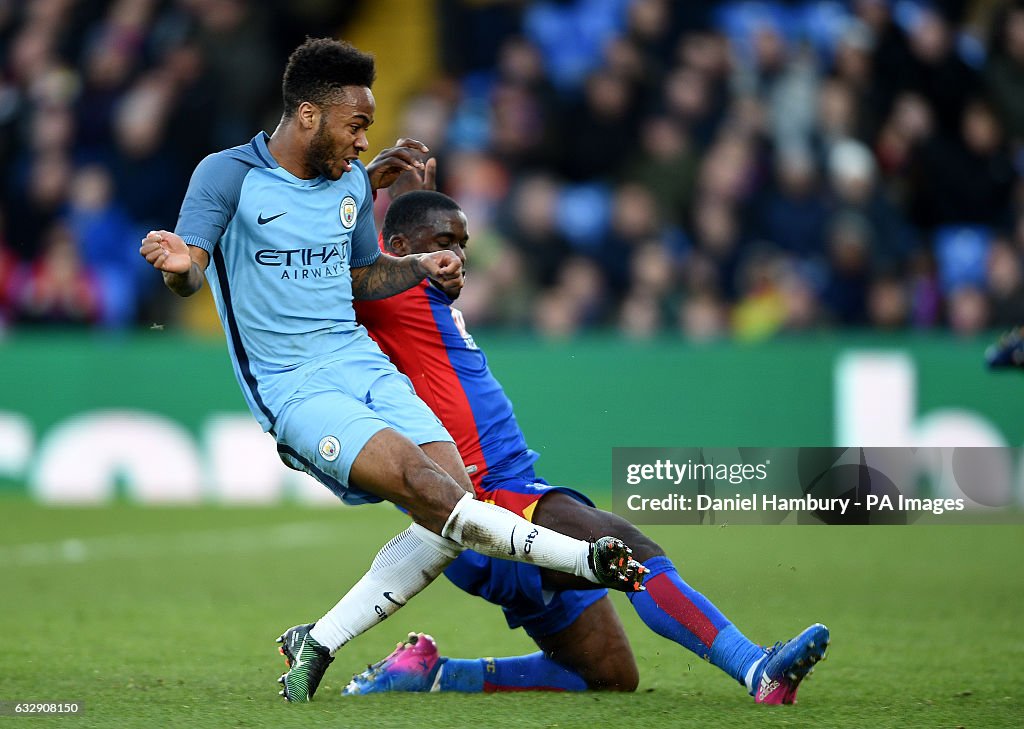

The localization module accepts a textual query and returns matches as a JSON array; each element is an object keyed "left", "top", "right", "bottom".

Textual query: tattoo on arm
[
  {"left": 163, "top": 262, "right": 205, "bottom": 297},
  {"left": 351, "top": 254, "right": 427, "bottom": 300}
]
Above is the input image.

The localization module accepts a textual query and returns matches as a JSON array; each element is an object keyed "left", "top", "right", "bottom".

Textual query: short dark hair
[
  {"left": 382, "top": 191, "right": 462, "bottom": 241},
  {"left": 282, "top": 37, "right": 376, "bottom": 117}
]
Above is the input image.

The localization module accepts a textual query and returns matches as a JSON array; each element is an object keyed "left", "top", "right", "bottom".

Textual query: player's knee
[
  {"left": 617, "top": 662, "right": 640, "bottom": 692},
  {"left": 420, "top": 440, "right": 474, "bottom": 492},
  {"left": 532, "top": 494, "right": 664, "bottom": 561},
  {"left": 597, "top": 511, "right": 664, "bottom": 563},
  {"left": 587, "top": 653, "right": 639, "bottom": 692},
  {"left": 351, "top": 430, "right": 467, "bottom": 528},
  {"left": 595, "top": 511, "right": 664, "bottom": 562},
  {"left": 403, "top": 463, "right": 472, "bottom": 534},
  {"left": 628, "top": 532, "right": 665, "bottom": 563}
]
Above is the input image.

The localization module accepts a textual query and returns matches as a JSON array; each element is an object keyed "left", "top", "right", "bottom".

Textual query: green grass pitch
[{"left": 1, "top": 498, "right": 1021, "bottom": 728}]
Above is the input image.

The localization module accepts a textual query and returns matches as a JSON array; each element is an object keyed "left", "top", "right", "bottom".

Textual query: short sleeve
[
  {"left": 175, "top": 152, "right": 250, "bottom": 254},
  {"left": 349, "top": 163, "right": 381, "bottom": 268}
]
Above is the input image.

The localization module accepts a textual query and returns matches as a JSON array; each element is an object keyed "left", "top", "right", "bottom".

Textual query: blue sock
[
  {"left": 438, "top": 652, "right": 588, "bottom": 692},
  {"left": 710, "top": 626, "right": 766, "bottom": 690},
  {"left": 628, "top": 555, "right": 764, "bottom": 686}
]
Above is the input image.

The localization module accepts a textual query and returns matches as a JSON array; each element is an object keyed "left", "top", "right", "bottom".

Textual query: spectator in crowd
[
  {"left": 625, "top": 116, "right": 697, "bottom": 227},
  {"left": 11, "top": 222, "right": 101, "bottom": 327},
  {"left": 897, "top": 7, "right": 978, "bottom": 138},
  {"left": 497, "top": 174, "right": 571, "bottom": 293},
  {"left": 823, "top": 211, "right": 873, "bottom": 326},
  {"left": 867, "top": 274, "right": 910, "bottom": 330},
  {"left": 986, "top": 238, "right": 1024, "bottom": 327},
  {"left": 65, "top": 164, "right": 142, "bottom": 327},
  {"left": 985, "top": 0, "right": 1024, "bottom": 145},
  {"left": 826, "top": 139, "right": 913, "bottom": 271},
  {"left": 755, "top": 145, "right": 828, "bottom": 260},
  {"left": 948, "top": 285, "right": 990, "bottom": 336},
  {"left": 0, "top": 212, "right": 17, "bottom": 330},
  {"left": 908, "top": 98, "right": 1015, "bottom": 230}
]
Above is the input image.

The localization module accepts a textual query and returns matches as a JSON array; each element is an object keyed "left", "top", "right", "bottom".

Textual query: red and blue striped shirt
[{"left": 355, "top": 277, "right": 538, "bottom": 488}]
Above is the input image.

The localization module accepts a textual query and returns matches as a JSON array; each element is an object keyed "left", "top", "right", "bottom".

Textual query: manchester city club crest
[
  {"left": 318, "top": 435, "right": 341, "bottom": 461},
  {"left": 340, "top": 195, "right": 357, "bottom": 229}
]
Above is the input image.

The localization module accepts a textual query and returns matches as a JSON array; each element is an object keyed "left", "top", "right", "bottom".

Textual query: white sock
[
  {"left": 310, "top": 523, "right": 461, "bottom": 653},
  {"left": 441, "top": 492, "right": 599, "bottom": 583}
]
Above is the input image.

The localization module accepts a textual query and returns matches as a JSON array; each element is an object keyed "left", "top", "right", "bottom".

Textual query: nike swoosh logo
[
  {"left": 382, "top": 591, "right": 406, "bottom": 607},
  {"left": 508, "top": 525, "right": 516, "bottom": 556},
  {"left": 257, "top": 211, "right": 287, "bottom": 225}
]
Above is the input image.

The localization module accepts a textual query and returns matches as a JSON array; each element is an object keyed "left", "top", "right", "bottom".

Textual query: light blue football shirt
[{"left": 175, "top": 132, "right": 387, "bottom": 433}]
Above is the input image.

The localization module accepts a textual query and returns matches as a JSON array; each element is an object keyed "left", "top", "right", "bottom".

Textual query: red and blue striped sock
[
  {"left": 628, "top": 556, "right": 764, "bottom": 685},
  {"left": 438, "top": 652, "right": 589, "bottom": 692}
]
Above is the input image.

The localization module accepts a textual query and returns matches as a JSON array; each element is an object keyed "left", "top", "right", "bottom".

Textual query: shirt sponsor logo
[
  {"left": 255, "top": 246, "right": 343, "bottom": 266},
  {"left": 254, "top": 244, "right": 348, "bottom": 280}
]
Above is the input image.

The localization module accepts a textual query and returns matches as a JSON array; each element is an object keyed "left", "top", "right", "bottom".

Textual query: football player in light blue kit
[{"left": 138, "top": 37, "right": 647, "bottom": 703}]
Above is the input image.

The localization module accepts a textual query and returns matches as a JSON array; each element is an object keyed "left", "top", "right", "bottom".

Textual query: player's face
[
  {"left": 408, "top": 210, "right": 470, "bottom": 262},
  {"left": 407, "top": 209, "right": 470, "bottom": 297},
  {"left": 307, "top": 86, "right": 375, "bottom": 180}
]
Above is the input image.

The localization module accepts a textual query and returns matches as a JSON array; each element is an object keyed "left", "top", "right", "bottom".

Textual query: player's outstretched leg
[
  {"left": 343, "top": 633, "right": 591, "bottom": 695},
  {"left": 986, "top": 327, "right": 1024, "bottom": 369},
  {"left": 533, "top": 492, "right": 828, "bottom": 700},
  {"left": 272, "top": 433, "right": 648, "bottom": 702},
  {"left": 751, "top": 623, "right": 830, "bottom": 704},
  {"left": 344, "top": 431, "right": 648, "bottom": 592},
  {"left": 289, "top": 528, "right": 644, "bottom": 699},
  {"left": 627, "top": 554, "right": 769, "bottom": 689},
  {"left": 441, "top": 491, "right": 648, "bottom": 591},
  {"left": 276, "top": 623, "right": 335, "bottom": 702}
]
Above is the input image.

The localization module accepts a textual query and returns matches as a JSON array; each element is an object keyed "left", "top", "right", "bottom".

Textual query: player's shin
[
  {"left": 309, "top": 524, "right": 461, "bottom": 652},
  {"left": 626, "top": 555, "right": 764, "bottom": 687},
  {"left": 441, "top": 492, "right": 636, "bottom": 587},
  {"left": 342, "top": 634, "right": 590, "bottom": 695},
  {"left": 440, "top": 653, "right": 589, "bottom": 693}
]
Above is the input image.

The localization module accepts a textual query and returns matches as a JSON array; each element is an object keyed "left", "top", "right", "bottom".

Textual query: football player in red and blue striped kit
[{"left": 350, "top": 186, "right": 828, "bottom": 704}]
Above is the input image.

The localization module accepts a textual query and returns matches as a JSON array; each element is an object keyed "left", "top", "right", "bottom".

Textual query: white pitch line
[{"left": 0, "top": 520, "right": 342, "bottom": 567}]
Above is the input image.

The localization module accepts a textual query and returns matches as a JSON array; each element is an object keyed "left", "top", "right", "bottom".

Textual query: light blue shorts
[{"left": 274, "top": 364, "right": 452, "bottom": 504}]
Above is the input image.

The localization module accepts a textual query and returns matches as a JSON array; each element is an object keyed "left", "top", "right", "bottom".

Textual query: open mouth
[{"left": 341, "top": 156, "right": 357, "bottom": 173}]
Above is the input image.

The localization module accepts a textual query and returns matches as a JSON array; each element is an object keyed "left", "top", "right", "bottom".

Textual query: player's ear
[
  {"left": 387, "top": 235, "right": 410, "bottom": 256},
  {"left": 297, "top": 101, "right": 318, "bottom": 131}
]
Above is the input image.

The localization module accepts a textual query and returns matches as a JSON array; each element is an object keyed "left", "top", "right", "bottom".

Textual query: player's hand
[
  {"left": 366, "top": 138, "right": 432, "bottom": 192},
  {"left": 420, "top": 250, "right": 464, "bottom": 298},
  {"left": 388, "top": 156, "right": 436, "bottom": 199},
  {"left": 140, "top": 230, "right": 192, "bottom": 274}
]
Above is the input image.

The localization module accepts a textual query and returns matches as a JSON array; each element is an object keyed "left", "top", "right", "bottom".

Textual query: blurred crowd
[
  {"left": 3, "top": 0, "right": 1024, "bottom": 340},
  {"left": 414, "top": 0, "right": 1024, "bottom": 339},
  {"left": 0, "top": 0, "right": 360, "bottom": 330}
]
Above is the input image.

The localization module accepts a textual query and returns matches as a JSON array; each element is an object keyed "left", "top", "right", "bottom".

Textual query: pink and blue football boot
[
  {"left": 343, "top": 633, "right": 442, "bottom": 695},
  {"left": 752, "top": 623, "right": 830, "bottom": 704}
]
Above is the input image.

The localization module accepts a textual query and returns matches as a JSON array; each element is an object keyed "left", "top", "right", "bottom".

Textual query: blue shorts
[
  {"left": 274, "top": 365, "right": 452, "bottom": 505},
  {"left": 443, "top": 475, "right": 608, "bottom": 639}
]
